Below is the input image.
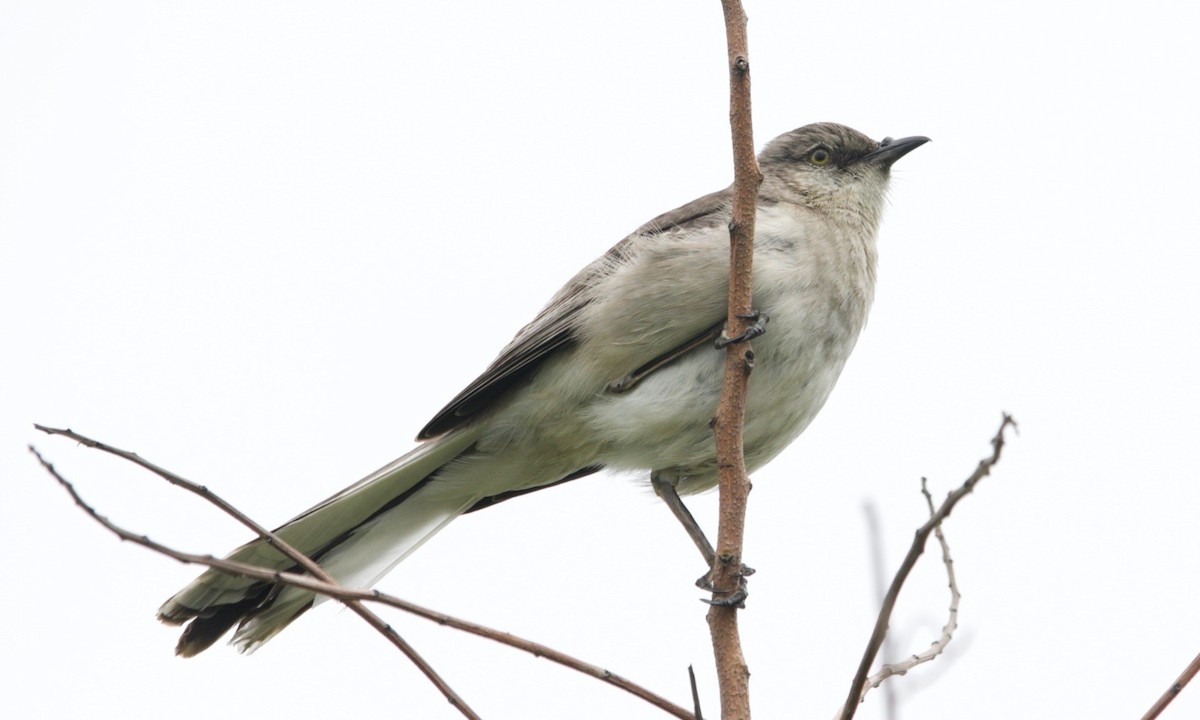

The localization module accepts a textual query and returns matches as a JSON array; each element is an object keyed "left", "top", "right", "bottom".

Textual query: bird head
[{"left": 758, "top": 122, "right": 929, "bottom": 224}]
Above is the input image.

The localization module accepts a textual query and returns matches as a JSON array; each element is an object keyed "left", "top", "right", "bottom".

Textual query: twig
[
  {"left": 862, "top": 501, "right": 899, "bottom": 720},
  {"left": 29, "top": 442, "right": 482, "bottom": 720},
  {"left": 33, "top": 425, "right": 337, "bottom": 581},
  {"left": 844, "top": 479, "right": 962, "bottom": 719},
  {"left": 838, "top": 414, "right": 1017, "bottom": 720},
  {"left": 708, "top": 1, "right": 762, "bottom": 718},
  {"left": 33, "top": 425, "right": 479, "bottom": 718},
  {"left": 1141, "top": 651, "right": 1200, "bottom": 720},
  {"left": 30, "top": 432, "right": 695, "bottom": 719}
]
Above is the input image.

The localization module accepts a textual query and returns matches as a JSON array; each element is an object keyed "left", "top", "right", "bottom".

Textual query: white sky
[{"left": 3, "top": 2, "right": 1198, "bottom": 718}]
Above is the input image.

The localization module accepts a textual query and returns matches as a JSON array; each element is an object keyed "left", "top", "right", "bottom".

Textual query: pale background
[{"left": 3, "top": 2, "right": 1197, "bottom": 718}]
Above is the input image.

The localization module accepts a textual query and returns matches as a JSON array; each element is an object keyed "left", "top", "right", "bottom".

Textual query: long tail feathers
[{"left": 157, "top": 428, "right": 481, "bottom": 656}]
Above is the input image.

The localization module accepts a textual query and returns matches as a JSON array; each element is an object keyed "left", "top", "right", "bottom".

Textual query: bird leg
[
  {"left": 651, "top": 470, "right": 754, "bottom": 607},
  {"left": 651, "top": 470, "right": 715, "bottom": 566}
]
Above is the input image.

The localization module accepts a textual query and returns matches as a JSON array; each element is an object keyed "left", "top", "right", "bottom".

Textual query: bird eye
[{"left": 809, "top": 147, "right": 832, "bottom": 166}]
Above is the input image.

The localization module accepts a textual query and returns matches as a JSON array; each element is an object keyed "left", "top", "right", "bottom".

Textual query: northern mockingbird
[{"left": 158, "top": 121, "right": 928, "bottom": 655}]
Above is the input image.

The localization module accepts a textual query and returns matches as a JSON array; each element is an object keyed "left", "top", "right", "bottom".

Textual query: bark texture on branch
[{"left": 708, "top": 2, "right": 762, "bottom": 718}]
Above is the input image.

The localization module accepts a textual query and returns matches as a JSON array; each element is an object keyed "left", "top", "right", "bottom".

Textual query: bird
[{"left": 157, "top": 121, "right": 928, "bottom": 656}]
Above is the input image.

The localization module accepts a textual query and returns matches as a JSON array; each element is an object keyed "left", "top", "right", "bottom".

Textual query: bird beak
[{"left": 864, "top": 135, "right": 930, "bottom": 168}]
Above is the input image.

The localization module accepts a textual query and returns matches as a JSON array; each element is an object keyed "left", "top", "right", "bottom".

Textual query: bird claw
[
  {"left": 716, "top": 311, "right": 769, "bottom": 348},
  {"left": 696, "top": 563, "right": 756, "bottom": 608},
  {"left": 703, "top": 585, "right": 749, "bottom": 609}
]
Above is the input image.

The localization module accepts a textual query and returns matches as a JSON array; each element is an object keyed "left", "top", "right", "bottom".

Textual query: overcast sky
[{"left": 3, "top": 2, "right": 1198, "bottom": 718}]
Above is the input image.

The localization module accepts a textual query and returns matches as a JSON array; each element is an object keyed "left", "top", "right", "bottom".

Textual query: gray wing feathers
[
  {"left": 417, "top": 187, "right": 733, "bottom": 439},
  {"left": 417, "top": 283, "right": 587, "bottom": 439}
]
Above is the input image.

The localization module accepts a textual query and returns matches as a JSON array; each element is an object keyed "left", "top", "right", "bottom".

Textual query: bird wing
[{"left": 417, "top": 188, "right": 733, "bottom": 439}]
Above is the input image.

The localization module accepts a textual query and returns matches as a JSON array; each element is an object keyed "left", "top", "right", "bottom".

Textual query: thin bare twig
[
  {"left": 838, "top": 414, "right": 1017, "bottom": 720},
  {"left": 862, "top": 501, "right": 899, "bottom": 720},
  {"left": 33, "top": 425, "right": 338, "bottom": 581},
  {"left": 29, "top": 442, "right": 482, "bottom": 720},
  {"left": 30, "top": 431, "right": 695, "bottom": 719},
  {"left": 846, "top": 478, "right": 962, "bottom": 718},
  {"left": 708, "top": 1, "right": 762, "bottom": 718},
  {"left": 1141, "top": 651, "right": 1200, "bottom": 720}
]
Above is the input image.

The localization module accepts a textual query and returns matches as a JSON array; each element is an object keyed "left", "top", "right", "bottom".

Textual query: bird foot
[
  {"left": 716, "top": 311, "right": 769, "bottom": 348},
  {"left": 696, "top": 561, "right": 756, "bottom": 608}
]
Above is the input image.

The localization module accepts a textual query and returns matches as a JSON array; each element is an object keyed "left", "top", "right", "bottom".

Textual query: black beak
[{"left": 863, "top": 135, "right": 930, "bottom": 168}]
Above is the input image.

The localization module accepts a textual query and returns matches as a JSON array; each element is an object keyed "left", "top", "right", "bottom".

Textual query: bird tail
[{"left": 157, "top": 428, "right": 482, "bottom": 656}]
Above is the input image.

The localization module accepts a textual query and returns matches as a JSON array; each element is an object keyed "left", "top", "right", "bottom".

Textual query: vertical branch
[{"left": 708, "top": 1, "right": 763, "bottom": 718}]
